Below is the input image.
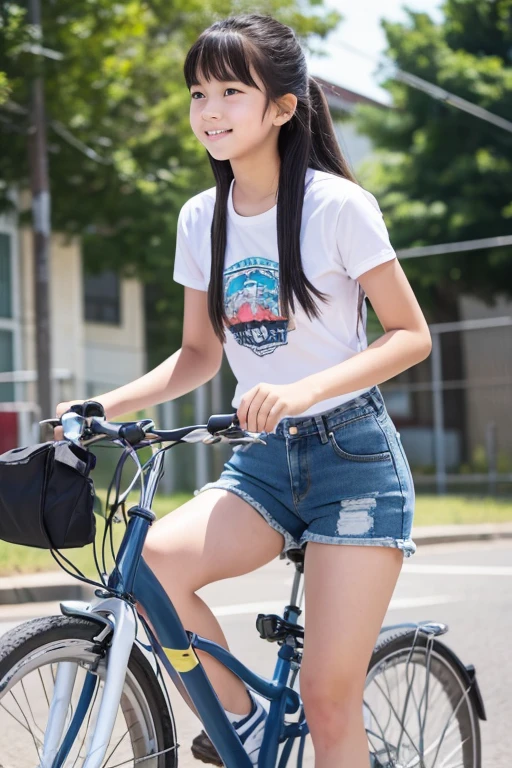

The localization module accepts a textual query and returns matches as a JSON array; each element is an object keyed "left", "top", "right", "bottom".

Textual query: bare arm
[
  {"left": 80, "top": 287, "right": 223, "bottom": 420},
  {"left": 302, "top": 258, "right": 432, "bottom": 404}
]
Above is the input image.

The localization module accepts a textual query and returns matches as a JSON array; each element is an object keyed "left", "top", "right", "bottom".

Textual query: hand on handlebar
[{"left": 51, "top": 400, "right": 107, "bottom": 441}]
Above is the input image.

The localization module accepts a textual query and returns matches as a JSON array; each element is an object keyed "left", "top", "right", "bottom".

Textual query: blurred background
[{"left": 0, "top": 0, "right": 511, "bottom": 500}]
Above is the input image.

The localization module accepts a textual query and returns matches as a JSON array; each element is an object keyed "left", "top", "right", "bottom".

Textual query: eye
[
  {"left": 225, "top": 88, "right": 240, "bottom": 96},
  {"left": 190, "top": 91, "right": 204, "bottom": 100}
]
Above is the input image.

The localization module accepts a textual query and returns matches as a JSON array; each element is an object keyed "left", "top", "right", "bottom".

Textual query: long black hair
[{"left": 184, "top": 13, "right": 364, "bottom": 344}]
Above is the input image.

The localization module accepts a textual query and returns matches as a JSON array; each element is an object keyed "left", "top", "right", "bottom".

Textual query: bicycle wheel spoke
[
  {"left": 396, "top": 643, "right": 420, "bottom": 756},
  {"left": 8, "top": 688, "right": 43, "bottom": 759},
  {"left": 416, "top": 637, "right": 434, "bottom": 754},
  {"left": 364, "top": 697, "right": 396, "bottom": 765},
  {"left": 38, "top": 666, "right": 51, "bottom": 709},
  {"left": 103, "top": 726, "right": 132, "bottom": 766},
  {"left": 1, "top": 697, "right": 44, "bottom": 747},
  {"left": 372, "top": 674, "right": 421, "bottom": 755},
  {"left": 439, "top": 745, "right": 467, "bottom": 768},
  {"left": 430, "top": 684, "right": 473, "bottom": 767},
  {"left": 20, "top": 675, "right": 46, "bottom": 742},
  {"left": 105, "top": 743, "right": 179, "bottom": 768}
]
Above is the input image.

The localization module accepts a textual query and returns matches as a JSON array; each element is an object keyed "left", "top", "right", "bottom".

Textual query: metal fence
[
  {"left": 2, "top": 308, "right": 511, "bottom": 497},
  {"left": 379, "top": 314, "right": 512, "bottom": 496}
]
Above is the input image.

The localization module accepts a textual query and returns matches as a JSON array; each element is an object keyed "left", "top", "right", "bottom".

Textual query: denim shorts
[{"left": 195, "top": 385, "right": 417, "bottom": 558}]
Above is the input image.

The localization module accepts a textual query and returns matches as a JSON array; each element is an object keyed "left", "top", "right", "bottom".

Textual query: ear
[{"left": 272, "top": 93, "right": 298, "bottom": 127}]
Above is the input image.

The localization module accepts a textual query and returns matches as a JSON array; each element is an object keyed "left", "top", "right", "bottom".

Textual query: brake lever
[
  {"left": 202, "top": 425, "right": 267, "bottom": 446},
  {"left": 40, "top": 418, "right": 61, "bottom": 428}
]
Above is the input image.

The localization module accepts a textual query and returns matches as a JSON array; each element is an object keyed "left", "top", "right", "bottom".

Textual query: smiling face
[{"left": 189, "top": 67, "right": 287, "bottom": 162}]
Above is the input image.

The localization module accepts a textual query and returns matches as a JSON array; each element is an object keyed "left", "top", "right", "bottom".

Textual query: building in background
[{"left": 0, "top": 189, "right": 146, "bottom": 452}]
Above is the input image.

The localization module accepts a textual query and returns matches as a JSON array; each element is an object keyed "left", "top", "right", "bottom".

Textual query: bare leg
[
  {"left": 139, "top": 488, "right": 284, "bottom": 716},
  {"left": 300, "top": 543, "right": 404, "bottom": 768}
]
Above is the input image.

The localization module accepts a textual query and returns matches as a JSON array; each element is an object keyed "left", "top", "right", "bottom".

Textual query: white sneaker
[{"left": 232, "top": 694, "right": 268, "bottom": 766}]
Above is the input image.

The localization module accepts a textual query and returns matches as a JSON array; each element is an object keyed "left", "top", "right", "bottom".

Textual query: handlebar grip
[
  {"left": 119, "top": 422, "right": 146, "bottom": 444},
  {"left": 207, "top": 413, "right": 239, "bottom": 434},
  {"left": 89, "top": 418, "right": 147, "bottom": 445}
]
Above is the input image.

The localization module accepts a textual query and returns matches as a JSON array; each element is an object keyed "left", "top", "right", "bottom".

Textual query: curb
[
  {"left": 0, "top": 570, "right": 94, "bottom": 606},
  {"left": 412, "top": 522, "right": 512, "bottom": 546},
  {"left": 0, "top": 523, "right": 511, "bottom": 606}
]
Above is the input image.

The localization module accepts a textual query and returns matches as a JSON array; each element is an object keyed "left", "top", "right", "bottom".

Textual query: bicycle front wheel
[{"left": 0, "top": 615, "right": 178, "bottom": 767}]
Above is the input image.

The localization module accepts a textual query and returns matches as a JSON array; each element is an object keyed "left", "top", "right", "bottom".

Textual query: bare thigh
[
  {"left": 143, "top": 488, "right": 285, "bottom": 592},
  {"left": 301, "top": 543, "right": 403, "bottom": 703}
]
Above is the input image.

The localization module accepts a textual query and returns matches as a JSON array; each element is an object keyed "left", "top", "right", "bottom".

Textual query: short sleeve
[
  {"left": 336, "top": 186, "right": 397, "bottom": 280},
  {"left": 173, "top": 204, "right": 208, "bottom": 291}
]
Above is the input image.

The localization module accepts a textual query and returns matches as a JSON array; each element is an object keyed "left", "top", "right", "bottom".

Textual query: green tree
[
  {"left": 353, "top": 0, "right": 512, "bottom": 322},
  {"left": 0, "top": 0, "right": 341, "bottom": 365}
]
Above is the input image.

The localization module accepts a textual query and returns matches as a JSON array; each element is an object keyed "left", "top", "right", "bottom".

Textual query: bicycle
[{"left": 0, "top": 406, "right": 487, "bottom": 767}]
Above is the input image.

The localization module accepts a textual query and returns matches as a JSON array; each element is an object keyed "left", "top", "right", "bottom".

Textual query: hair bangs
[{"left": 184, "top": 31, "right": 261, "bottom": 91}]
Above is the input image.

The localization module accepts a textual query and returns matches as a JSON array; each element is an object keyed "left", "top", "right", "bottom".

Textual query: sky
[{"left": 305, "top": 0, "right": 446, "bottom": 104}]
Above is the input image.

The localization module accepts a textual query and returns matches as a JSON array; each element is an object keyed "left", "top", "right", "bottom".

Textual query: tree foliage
[
  {"left": 0, "top": 0, "right": 341, "bottom": 363},
  {"left": 353, "top": 0, "right": 512, "bottom": 320}
]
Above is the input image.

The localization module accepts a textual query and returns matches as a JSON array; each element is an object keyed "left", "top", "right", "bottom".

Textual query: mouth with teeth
[{"left": 205, "top": 128, "right": 233, "bottom": 140}]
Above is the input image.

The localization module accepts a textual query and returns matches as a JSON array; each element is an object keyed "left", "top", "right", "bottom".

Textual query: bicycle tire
[
  {"left": 0, "top": 615, "right": 178, "bottom": 767},
  {"left": 365, "top": 629, "right": 482, "bottom": 768}
]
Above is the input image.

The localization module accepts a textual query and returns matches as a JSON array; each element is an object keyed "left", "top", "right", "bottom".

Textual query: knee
[
  {"left": 142, "top": 532, "right": 192, "bottom": 601},
  {"left": 300, "top": 670, "right": 365, "bottom": 744}
]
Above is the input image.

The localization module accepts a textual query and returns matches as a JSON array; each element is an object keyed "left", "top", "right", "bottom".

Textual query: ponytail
[{"left": 308, "top": 76, "right": 356, "bottom": 180}]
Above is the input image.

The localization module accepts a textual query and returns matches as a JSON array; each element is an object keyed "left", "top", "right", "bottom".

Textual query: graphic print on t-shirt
[{"left": 223, "top": 257, "right": 295, "bottom": 356}]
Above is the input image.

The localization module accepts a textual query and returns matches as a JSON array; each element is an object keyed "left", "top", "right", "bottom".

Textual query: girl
[{"left": 57, "top": 13, "right": 431, "bottom": 768}]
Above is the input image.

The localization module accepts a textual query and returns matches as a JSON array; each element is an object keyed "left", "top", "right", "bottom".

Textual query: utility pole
[{"left": 27, "top": 0, "right": 52, "bottom": 419}]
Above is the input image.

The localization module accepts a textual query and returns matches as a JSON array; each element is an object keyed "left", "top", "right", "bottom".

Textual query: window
[
  {"left": 83, "top": 269, "right": 121, "bottom": 325},
  {"left": 0, "top": 233, "right": 12, "bottom": 319},
  {"left": 0, "top": 329, "right": 14, "bottom": 402}
]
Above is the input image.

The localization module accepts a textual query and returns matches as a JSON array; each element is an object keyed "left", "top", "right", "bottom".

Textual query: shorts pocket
[{"left": 328, "top": 414, "right": 392, "bottom": 463}]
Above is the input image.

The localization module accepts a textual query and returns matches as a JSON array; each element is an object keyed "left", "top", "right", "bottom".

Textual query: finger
[
  {"left": 246, "top": 390, "right": 269, "bottom": 433},
  {"left": 256, "top": 395, "right": 279, "bottom": 432},
  {"left": 265, "top": 403, "right": 287, "bottom": 434},
  {"left": 54, "top": 426, "right": 64, "bottom": 441},
  {"left": 237, "top": 386, "right": 258, "bottom": 430}
]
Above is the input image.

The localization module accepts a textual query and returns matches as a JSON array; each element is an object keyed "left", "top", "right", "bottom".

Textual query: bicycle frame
[{"left": 49, "top": 440, "right": 307, "bottom": 768}]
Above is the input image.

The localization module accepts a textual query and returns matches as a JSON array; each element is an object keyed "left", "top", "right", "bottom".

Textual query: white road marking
[
  {"left": 211, "top": 594, "right": 455, "bottom": 617},
  {"left": 286, "top": 563, "right": 512, "bottom": 583},
  {"left": 212, "top": 601, "right": 288, "bottom": 617},
  {"left": 402, "top": 564, "right": 512, "bottom": 576}
]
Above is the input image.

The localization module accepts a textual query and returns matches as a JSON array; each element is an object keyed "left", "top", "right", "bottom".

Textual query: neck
[{"left": 230, "top": 143, "right": 281, "bottom": 204}]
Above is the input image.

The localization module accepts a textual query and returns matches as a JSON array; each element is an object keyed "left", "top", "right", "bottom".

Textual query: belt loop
[
  {"left": 369, "top": 387, "right": 383, "bottom": 414},
  {"left": 314, "top": 415, "right": 329, "bottom": 445}
]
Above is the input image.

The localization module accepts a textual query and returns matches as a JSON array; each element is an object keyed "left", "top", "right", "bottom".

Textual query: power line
[
  {"left": 398, "top": 234, "right": 512, "bottom": 259},
  {"left": 0, "top": 100, "right": 113, "bottom": 164},
  {"left": 337, "top": 39, "right": 512, "bottom": 134},
  {"left": 50, "top": 119, "right": 112, "bottom": 165}
]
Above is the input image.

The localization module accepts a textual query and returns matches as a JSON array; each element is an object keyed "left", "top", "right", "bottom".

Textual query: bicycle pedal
[
  {"left": 256, "top": 612, "right": 304, "bottom": 643},
  {"left": 191, "top": 730, "right": 223, "bottom": 766}
]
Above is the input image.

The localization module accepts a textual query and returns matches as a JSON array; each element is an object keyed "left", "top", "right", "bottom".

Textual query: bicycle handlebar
[
  {"left": 40, "top": 401, "right": 263, "bottom": 448},
  {"left": 87, "top": 411, "right": 242, "bottom": 445}
]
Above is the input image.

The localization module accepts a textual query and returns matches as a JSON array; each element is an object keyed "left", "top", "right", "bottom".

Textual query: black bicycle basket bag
[{"left": 0, "top": 440, "right": 97, "bottom": 549}]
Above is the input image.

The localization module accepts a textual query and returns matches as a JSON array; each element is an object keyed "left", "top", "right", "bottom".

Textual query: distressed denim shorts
[{"left": 195, "top": 385, "right": 417, "bottom": 558}]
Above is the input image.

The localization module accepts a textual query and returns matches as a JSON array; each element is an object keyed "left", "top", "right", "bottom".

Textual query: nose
[
  {"left": 202, "top": 110, "right": 222, "bottom": 123},
  {"left": 201, "top": 99, "right": 223, "bottom": 122}
]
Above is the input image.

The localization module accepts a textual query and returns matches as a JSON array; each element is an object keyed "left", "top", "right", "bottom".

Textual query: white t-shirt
[{"left": 173, "top": 167, "right": 397, "bottom": 417}]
